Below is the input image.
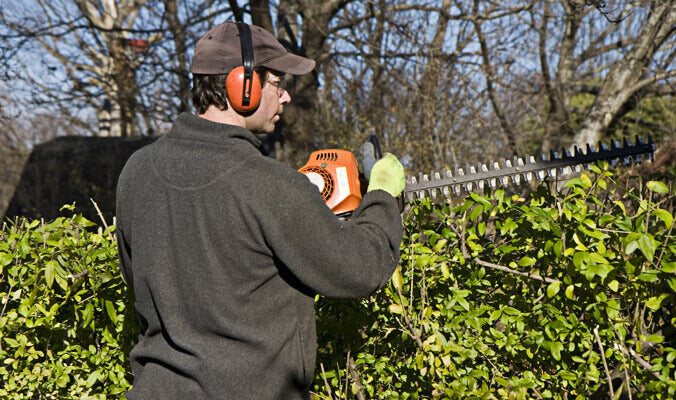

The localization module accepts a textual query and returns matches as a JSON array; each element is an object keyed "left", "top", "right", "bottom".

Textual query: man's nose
[{"left": 280, "top": 90, "right": 291, "bottom": 104}]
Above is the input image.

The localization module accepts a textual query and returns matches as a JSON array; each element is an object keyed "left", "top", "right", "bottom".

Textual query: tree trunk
[
  {"left": 268, "top": 0, "right": 331, "bottom": 166},
  {"left": 540, "top": 0, "right": 586, "bottom": 152},
  {"left": 164, "top": 0, "right": 191, "bottom": 114},
  {"left": 574, "top": 2, "right": 675, "bottom": 146}
]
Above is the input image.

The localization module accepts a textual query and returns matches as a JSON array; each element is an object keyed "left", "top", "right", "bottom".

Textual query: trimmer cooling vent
[
  {"left": 299, "top": 166, "right": 334, "bottom": 202},
  {"left": 315, "top": 152, "right": 339, "bottom": 162}
]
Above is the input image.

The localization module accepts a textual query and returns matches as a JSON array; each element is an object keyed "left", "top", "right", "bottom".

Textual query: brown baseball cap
[{"left": 191, "top": 22, "right": 316, "bottom": 75}]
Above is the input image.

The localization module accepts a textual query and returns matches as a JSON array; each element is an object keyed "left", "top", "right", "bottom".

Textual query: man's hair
[{"left": 192, "top": 68, "right": 268, "bottom": 115}]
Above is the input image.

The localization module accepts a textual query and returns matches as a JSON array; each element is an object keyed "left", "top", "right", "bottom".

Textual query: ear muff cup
[
  {"left": 226, "top": 66, "right": 262, "bottom": 113},
  {"left": 226, "top": 22, "right": 261, "bottom": 113}
]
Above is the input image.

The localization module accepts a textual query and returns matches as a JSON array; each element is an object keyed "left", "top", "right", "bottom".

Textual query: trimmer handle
[
  {"left": 359, "top": 134, "right": 382, "bottom": 181},
  {"left": 369, "top": 134, "right": 382, "bottom": 159}
]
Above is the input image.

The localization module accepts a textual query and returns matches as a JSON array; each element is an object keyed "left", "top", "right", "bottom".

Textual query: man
[{"left": 116, "top": 21, "right": 405, "bottom": 399}]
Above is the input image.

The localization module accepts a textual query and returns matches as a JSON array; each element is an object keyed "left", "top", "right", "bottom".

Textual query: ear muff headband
[
  {"left": 226, "top": 22, "right": 262, "bottom": 112},
  {"left": 236, "top": 22, "right": 255, "bottom": 107}
]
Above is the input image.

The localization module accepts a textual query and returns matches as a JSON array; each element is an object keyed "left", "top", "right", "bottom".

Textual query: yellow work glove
[{"left": 367, "top": 153, "right": 405, "bottom": 198}]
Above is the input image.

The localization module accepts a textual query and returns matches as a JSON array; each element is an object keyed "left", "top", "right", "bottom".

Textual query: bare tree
[
  {"left": 139, "top": 0, "right": 234, "bottom": 132},
  {"left": 0, "top": 86, "right": 22, "bottom": 149},
  {"left": 0, "top": 0, "right": 152, "bottom": 137},
  {"left": 1, "top": 0, "right": 672, "bottom": 170},
  {"left": 0, "top": 0, "right": 236, "bottom": 138},
  {"left": 290, "top": 0, "right": 531, "bottom": 170},
  {"left": 574, "top": 1, "right": 675, "bottom": 146},
  {"left": 471, "top": 0, "right": 675, "bottom": 153}
]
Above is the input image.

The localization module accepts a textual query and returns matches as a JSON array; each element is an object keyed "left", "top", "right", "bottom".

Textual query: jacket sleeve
[
  {"left": 115, "top": 161, "right": 134, "bottom": 286},
  {"left": 116, "top": 225, "right": 133, "bottom": 285},
  {"left": 237, "top": 158, "right": 403, "bottom": 298}
]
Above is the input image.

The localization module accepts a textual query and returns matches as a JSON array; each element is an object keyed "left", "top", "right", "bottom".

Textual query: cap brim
[{"left": 260, "top": 53, "right": 316, "bottom": 75}]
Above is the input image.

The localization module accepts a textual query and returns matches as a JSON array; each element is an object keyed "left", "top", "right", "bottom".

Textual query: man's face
[{"left": 247, "top": 72, "right": 291, "bottom": 133}]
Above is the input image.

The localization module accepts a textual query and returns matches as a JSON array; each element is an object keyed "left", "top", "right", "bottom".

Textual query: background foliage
[{"left": 0, "top": 167, "right": 674, "bottom": 399}]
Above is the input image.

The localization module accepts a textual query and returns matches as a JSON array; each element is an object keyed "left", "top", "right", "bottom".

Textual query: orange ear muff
[{"left": 226, "top": 66, "right": 262, "bottom": 113}]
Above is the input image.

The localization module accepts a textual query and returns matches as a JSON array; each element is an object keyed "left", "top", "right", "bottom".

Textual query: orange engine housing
[{"left": 299, "top": 149, "right": 362, "bottom": 215}]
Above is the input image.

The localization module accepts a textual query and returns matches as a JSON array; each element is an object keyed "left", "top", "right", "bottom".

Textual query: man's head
[{"left": 190, "top": 22, "right": 315, "bottom": 133}]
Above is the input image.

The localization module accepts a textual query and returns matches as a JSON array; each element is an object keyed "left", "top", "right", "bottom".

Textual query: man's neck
[{"left": 198, "top": 106, "right": 246, "bottom": 128}]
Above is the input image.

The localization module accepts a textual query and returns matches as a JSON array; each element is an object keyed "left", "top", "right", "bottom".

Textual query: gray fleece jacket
[{"left": 116, "top": 112, "right": 403, "bottom": 399}]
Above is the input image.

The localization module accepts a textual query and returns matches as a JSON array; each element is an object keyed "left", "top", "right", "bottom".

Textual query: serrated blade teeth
[
  {"left": 429, "top": 172, "right": 440, "bottom": 200},
  {"left": 402, "top": 136, "right": 654, "bottom": 203}
]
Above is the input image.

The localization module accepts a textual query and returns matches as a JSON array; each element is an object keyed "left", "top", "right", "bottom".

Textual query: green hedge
[
  {"left": 0, "top": 166, "right": 674, "bottom": 399},
  {"left": 0, "top": 204, "right": 136, "bottom": 399},
  {"left": 315, "top": 166, "right": 675, "bottom": 399}
]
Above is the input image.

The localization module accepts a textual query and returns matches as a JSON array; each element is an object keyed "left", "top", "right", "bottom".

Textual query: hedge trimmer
[{"left": 299, "top": 135, "right": 656, "bottom": 216}]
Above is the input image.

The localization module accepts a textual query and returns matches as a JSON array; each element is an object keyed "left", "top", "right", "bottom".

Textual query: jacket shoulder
[{"left": 120, "top": 142, "right": 154, "bottom": 177}]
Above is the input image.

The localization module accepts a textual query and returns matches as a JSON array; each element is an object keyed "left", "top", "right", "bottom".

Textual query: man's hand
[{"left": 367, "top": 153, "right": 405, "bottom": 198}]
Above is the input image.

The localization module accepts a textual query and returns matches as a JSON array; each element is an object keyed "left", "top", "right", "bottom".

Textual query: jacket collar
[{"left": 166, "top": 112, "right": 263, "bottom": 149}]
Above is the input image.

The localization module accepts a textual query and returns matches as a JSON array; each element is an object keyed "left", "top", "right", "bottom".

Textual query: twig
[
  {"left": 611, "top": 325, "right": 634, "bottom": 400},
  {"left": 0, "top": 282, "right": 15, "bottom": 321},
  {"left": 594, "top": 325, "right": 615, "bottom": 399},
  {"left": 319, "top": 363, "right": 335, "bottom": 400},
  {"left": 397, "top": 284, "right": 425, "bottom": 349},
  {"left": 533, "top": 293, "right": 546, "bottom": 304},
  {"left": 623, "top": 357, "right": 633, "bottom": 400},
  {"left": 473, "top": 257, "right": 561, "bottom": 284},
  {"left": 399, "top": 228, "right": 425, "bottom": 349},
  {"left": 90, "top": 198, "right": 113, "bottom": 241},
  {"left": 41, "top": 218, "right": 46, "bottom": 248},
  {"left": 77, "top": 294, "right": 96, "bottom": 305},
  {"left": 67, "top": 269, "right": 89, "bottom": 280},
  {"left": 612, "top": 342, "right": 660, "bottom": 380},
  {"left": 655, "top": 221, "right": 674, "bottom": 269},
  {"left": 347, "top": 352, "right": 366, "bottom": 400},
  {"left": 344, "top": 360, "right": 349, "bottom": 400}
]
